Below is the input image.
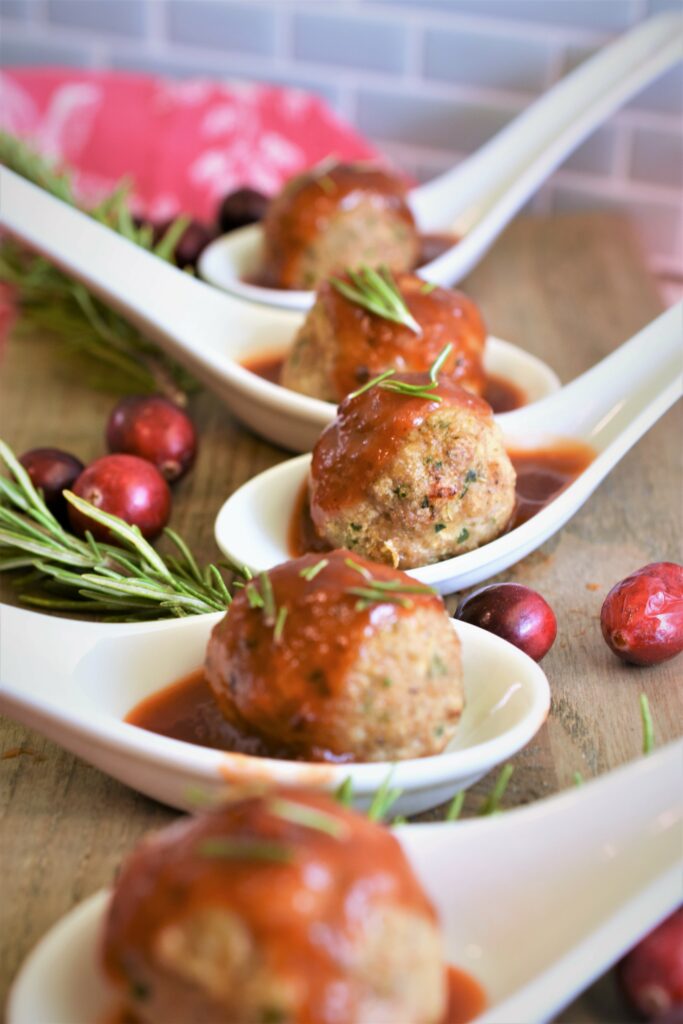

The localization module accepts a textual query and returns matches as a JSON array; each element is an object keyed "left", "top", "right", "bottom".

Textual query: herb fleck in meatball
[
  {"left": 262, "top": 162, "right": 418, "bottom": 290},
  {"left": 281, "top": 272, "right": 486, "bottom": 402},
  {"left": 309, "top": 377, "right": 516, "bottom": 569},
  {"left": 205, "top": 550, "right": 464, "bottom": 762},
  {"left": 103, "top": 787, "right": 446, "bottom": 1024}
]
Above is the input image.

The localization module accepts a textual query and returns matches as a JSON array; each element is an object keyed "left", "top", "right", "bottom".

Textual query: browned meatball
[
  {"left": 281, "top": 272, "right": 487, "bottom": 402},
  {"left": 310, "top": 377, "right": 516, "bottom": 568},
  {"left": 103, "top": 788, "right": 446, "bottom": 1024},
  {"left": 205, "top": 549, "right": 463, "bottom": 762},
  {"left": 262, "top": 162, "right": 419, "bottom": 289}
]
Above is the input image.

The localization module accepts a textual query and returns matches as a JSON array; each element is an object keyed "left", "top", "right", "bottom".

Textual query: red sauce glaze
[
  {"left": 509, "top": 442, "right": 595, "bottom": 526},
  {"left": 261, "top": 163, "right": 416, "bottom": 289},
  {"left": 310, "top": 375, "right": 492, "bottom": 519},
  {"left": 102, "top": 962, "right": 486, "bottom": 1024},
  {"left": 126, "top": 668, "right": 292, "bottom": 759},
  {"left": 243, "top": 350, "right": 525, "bottom": 414},
  {"left": 102, "top": 788, "right": 440, "bottom": 1024},
  {"left": 204, "top": 549, "right": 443, "bottom": 761},
  {"left": 417, "top": 232, "right": 459, "bottom": 267},
  {"left": 314, "top": 274, "right": 487, "bottom": 399},
  {"left": 288, "top": 441, "right": 595, "bottom": 558},
  {"left": 445, "top": 964, "right": 488, "bottom": 1023}
]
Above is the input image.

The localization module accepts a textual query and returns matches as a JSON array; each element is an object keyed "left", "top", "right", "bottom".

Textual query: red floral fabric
[{"left": 0, "top": 68, "right": 378, "bottom": 221}]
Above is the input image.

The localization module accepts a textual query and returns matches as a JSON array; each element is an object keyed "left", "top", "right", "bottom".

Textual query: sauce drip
[
  {"left": 289, "top": 441, "right": 596, "bottom": 558},
  {"left": 242, "top": 350, "right": 525, "bottom": 415}
]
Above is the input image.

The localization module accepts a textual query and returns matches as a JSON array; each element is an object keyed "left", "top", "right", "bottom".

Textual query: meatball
[
  {"left": 103, "top": 787, "right": 446, "bottom": 1024},
  {"left": 205, "top": 549, "right": 463, "bottom": 762},
  {"left": 309, "top": 377, "right": 516, "bottom": 569},
  {"left": 261, "top": 162, "right": 419, "bottom": 290},
  {"left": 281, "top": 272, "right": 487, "bottom": 403}
]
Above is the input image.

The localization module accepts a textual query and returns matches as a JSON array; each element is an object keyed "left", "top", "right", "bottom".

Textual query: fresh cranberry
[
  {"left": 106, "top": 395, "right": 197, "bottom": 483},
  {"left": 455, "top": 582, "right": 557, "bottom": 661},
  {"left": 174, "top": 219, "right": 217, "bottom": 269},
  {"left": 601, "top": 563, "right": 683, "bottom": 666},
  {"left": 619, "top": 908, "right": 683, "bottom": 1018},
  {"left": 19, "top": 447, "right": 84, "bottom": 523},
  {"left": 69, "top": 454, "right": 171, "bottom": 541},
  {"left": 216, "top": 187, "right": 269, "bottom": 234}
]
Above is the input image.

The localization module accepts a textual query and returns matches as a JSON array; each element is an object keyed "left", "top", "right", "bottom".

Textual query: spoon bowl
[
  {"left": 0, "top": 169, "right": 557, "bottom": 453},
  {"left": 8, "top": 741, "right": 682, "bottom": 1024},
  {"left": 215, "top": 305, "right": 682, "bottom": 593},
  {"left": 198, "top": 13, "right": 683, "bottom": 310},
  {"left": 0, "top": 604, "right": 550, "bottom": 816}
]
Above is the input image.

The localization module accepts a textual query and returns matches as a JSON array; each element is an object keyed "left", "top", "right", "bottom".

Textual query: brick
[
  {"left": 0, "top": 33, "right": 90, "bottom": 65},
  {"left": 165, "top": 1, "right": 275, "bottom": 57},
  {"left": 0, "top": 0, "right": 29, "bottom": 20},
  {"left": 550, "top": 183, "right": 682, "bottom": 261},
  {"left": 630, "top": 125, "right": 683, "bottom": 189},
  {"left": 47, "top": 0, "right": 146, "bottom": 38},
  {"left": 424, "top": 25, "right": 551, "bottom": 92},
  {"left": 107, "top": 51, "right": 340, "bottom": 107},
  {"left": 367, "top": 1, "right": 636, "bottom": 31},
  {"left": 561, "top": 125, "right": 618, "bottom": 175},
  {"left": 356, "top": 89, "right": 516, "bottom": 151},
  {"left": 292, "top": 11, "right": 407, "bottom": 75},
  {"left": 630, "top": 65, "right": 683, "bottom": 117}
]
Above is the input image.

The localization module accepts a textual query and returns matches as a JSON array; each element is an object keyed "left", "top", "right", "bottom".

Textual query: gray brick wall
[{"left": 0, "top": 0, "right": 681, "bottom": 274}]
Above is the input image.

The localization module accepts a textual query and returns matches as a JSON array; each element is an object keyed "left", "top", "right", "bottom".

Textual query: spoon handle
[
  {"left": 412, "top": 12, "right": 683, "bottom": 268},
  {"left": 0, "top": 167, "right": 283, "bottom": 376},
  {"left": 500, "top": 302, "right": 683, "bottom": 443}
]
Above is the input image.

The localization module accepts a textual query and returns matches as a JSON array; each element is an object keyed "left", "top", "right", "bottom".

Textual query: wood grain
[{"left": 1, "top": 212, "right": 680, "bottom": 1018}]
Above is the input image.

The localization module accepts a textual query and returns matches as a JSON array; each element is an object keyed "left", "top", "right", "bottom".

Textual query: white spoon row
[{"left": 200, "top": 12, "right": 683, "bottom": 310}]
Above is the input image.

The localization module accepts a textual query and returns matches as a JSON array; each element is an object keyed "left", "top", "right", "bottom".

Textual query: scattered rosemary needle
[
  {"left": 299, "top": 558, "right": 329, "bottom": 581},
  {"left": 640, "top": 693, "right": 655, "bottom": 755},
  {"left": 268, "top": 798, "right": 348, "bottom": 838},
  {"left": 199, "top": 838, "right": 293, "bottom": 863},
  {"left": 331, "top": 265, "right": 422, "bottom": 335},
  {"left": 273, "top": 605, "right": 288, "bottom": 642},
  {"left": 478, "top": 764, "right": 514, "bottom": 816},
  {"left": 0, "top": 131, "right": 196, "bottom": 401},
  {"left": 349, "top": 343, "right": 453, "bottom": 403},
  {"left": 445, "top": 790, "right": 465, "bottom": 821},
  {"left": 0, "top": 439, "right": 242, "bottom": 619}
]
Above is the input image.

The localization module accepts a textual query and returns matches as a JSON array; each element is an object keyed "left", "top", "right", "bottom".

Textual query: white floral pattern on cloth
[{"left": 0, "top": 69, "right": 377, "bottom": 221}]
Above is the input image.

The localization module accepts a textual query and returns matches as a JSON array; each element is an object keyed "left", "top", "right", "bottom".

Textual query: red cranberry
[
  {"left": 69, "top": 454, "right": 171, "bottom": 541},
  {"left": 601, "top": 563, "right": 683, "bottom": 666},
  {"left": 174, "top": 219, "right": 217, "bottom": 269},
  {"left": 216, "top": 187, "right": 269, "bottom": 233},
  {"left": 619, "top": 908, "right": 683, "bottom": 1018},
  {"left": 106, "top": 395, "right": 197, "bottom": 482},
  {"left": 19, "top": 447, "right": 84, "bottom": 523},
  {"left": 455, "top": 582, "right": 557, "bottom": 661}
]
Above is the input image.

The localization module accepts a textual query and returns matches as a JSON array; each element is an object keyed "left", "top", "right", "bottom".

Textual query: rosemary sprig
[
  {"left": 0, "top": 131, "right": 196, "bottom": 402},
  {"left": 0, "top": 439, "right": 243, "bottom": 619},
  {"left": 331, "top": 265, "right": 422, "bottom": 335},
  {"left": 349, "top": 343, "right": 452, "bottom": 403},
  {"left": 344, "top": 568, "right": 436, "bottom": 612}
]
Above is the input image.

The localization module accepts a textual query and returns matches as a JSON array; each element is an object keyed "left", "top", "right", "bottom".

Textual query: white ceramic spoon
[
  {"left": 7, "top": 741, "right": 682, "bottom": 1024},
  {"left": 0, "top": 168, "right": 558, "bottom": 453},
  {"left": 215, "top": 304, "right": 683, "bottom": 594},
  {"left": 0, "top": 605, "right": 549, "bottom": 817},
  {"left": 198, "top": 12, "right": 683, "bottom": 310}
]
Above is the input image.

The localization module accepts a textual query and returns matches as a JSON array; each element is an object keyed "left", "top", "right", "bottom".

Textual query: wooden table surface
[{"left": 1, "top": 211, "right": 681, "bottom": 1020}]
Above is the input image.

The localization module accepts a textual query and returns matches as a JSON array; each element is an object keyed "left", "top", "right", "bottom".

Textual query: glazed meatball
[
  {"left": 262, "top": 162, "right": 419, "bottom": 290},
  {"left": 205, "top": 549, "right": 463, "bottom": 762},
  {"left": 103, "top": 787, "right": 446, "bottom": 1024},
  {"left": 310, "top": 377, "right": 516, "bottom": 569},
  {"left": 281, "top": 272, "right": 486, "bottom": 403}
]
